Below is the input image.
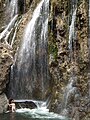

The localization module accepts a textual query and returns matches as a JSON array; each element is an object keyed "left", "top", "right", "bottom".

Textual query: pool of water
[{"left": 0, "top": 108, "right": 69, "bottom": 120}]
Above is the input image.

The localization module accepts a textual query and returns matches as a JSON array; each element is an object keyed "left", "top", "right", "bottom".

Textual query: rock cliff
[
  {"left": 0, "top": 43, "right": 13, "bottom": 112},
  {"left": 0, "top": 0, "right": 89, "bottom": 119},
  {"left": 49, "top": 0, "right": 89, "bottom": 119}
]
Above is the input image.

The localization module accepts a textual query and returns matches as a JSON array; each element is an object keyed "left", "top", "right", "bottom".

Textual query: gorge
[{"left": 0, "top": 0, "right": 90, "bottom": 120}]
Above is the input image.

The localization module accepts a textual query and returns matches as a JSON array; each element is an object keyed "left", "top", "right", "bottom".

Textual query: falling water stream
[
  {"left": 0, "top": 0, "right": 20, "bottom": 46},
  {"left": 0, "top": 0, "right": 88, "bottom": 119},
  {"left": 4, "top": 1, "right": 69, "bottom": 119},
  {"left": 68, "top": 9, "right": 76, "bottom": 51},
  {"left": 7, "top": 0, "right": 50, "bottom": 100},
  {"left": 62, "top": 0, "right": 80, "bottom": 114},
  {"left": 7, "top": 0, "right": 18, "bottom": 20},
  {"left": 68, "top": 0, "right": 78, "bottom": 61},
  {"left": 0, "top": 0, "right": 89, "bottom": 119}
]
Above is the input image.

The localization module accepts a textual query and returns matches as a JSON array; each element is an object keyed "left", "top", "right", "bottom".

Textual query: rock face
[
  {"left": 15, "top": 101, "right": 37, "bottom": 109},
  {"left": 0, "top": 43, "right": 13, "bottom": 113},
  {"left": 49, "top": 0, "right": 89, "bottom": 119},
  {"left": 0, "top": 0, "right": 89, "bottom": 119},
  {"left": 0, "top": 43, "right": 13, "bottom": 93},
  {"left": 0, "top": 93, "right": 8, "bottom": 113},
  {"left": 0, "top": 0, "right": 7, "bottom": 27},
  {"left": 0, "top": 43, "right": 13, "bottom": 112}
]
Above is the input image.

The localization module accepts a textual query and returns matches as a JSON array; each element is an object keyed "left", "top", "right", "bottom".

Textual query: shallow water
[{"left": 0, "top": 108, "right": 69, "bottom": 120}]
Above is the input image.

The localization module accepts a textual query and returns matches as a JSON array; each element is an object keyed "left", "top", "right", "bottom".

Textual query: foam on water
[{"left": 16, "top": 108, "right": 66, "bottom": 119}]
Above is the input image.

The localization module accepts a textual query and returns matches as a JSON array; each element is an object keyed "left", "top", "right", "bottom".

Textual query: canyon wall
[
  {"left": 0, "top": 0, "right": 89, "bottom": 119},
  {"left": 49, "top": 0, "right": 89, "bottom": 119}
]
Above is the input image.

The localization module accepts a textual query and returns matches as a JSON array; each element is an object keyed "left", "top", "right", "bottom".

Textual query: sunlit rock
[{"left": 0, "top": 43, "right": 13, "bottom": 93}]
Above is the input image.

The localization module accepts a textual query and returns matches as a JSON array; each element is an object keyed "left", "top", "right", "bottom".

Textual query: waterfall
[
  {"left": 0, "top": 14, "right": 21, "bottom": 47},
  {"left": 5, "top": 0, "right": 18, "bottom": 25},
  {"left": 66, "top": 0, "right": 78, "bottom": 102},
  {"left": 0, "top": 0, "right": 19, "bottom": 46},
  {"left": 8, "top": 0, "right": 18, "bottom": 20},
  {"left": 0, "top": 15, "right": 18, "bottom": 40},
  {"left": 68, "top": 0, "right": 78, "bottom": 61},
  {"left": 61, "top": 0, "right": 80, "bottom": 113},
  {"left": 7, "top": 0, "right": 50, "bottom": 100},
  {"left": 0, "top": 0, "right": 23, "bottom": 47},
  {"left": 63, "top": 76, "right": 80, "bottom": 108},
  {"left": 68, "top": 9, "right": 76, "bottom": 50}
]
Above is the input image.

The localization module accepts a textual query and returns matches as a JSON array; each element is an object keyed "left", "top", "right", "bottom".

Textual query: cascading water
[
  {"left": 63, "top": 76, "right": 80, "bottom": 109},
  {"left": 0, "top": 0, "right": 18, "bottom": 41},
  {"left": 0, "top": 0, "right": 22, "bottom": 47},
  {"left": 7, "top": 0, "right": 50, "bottom": 100},
  {"left": 7, "top": 0, "right": 18, "bottom": 20},
  {"left": 0, "top": 15, "right": 18, "bottom": 40},
  {"left": 68, "top": 9, "right": 76, "bottom": 51},
  {"left": 62, "top": 0, "right": 80, "bottom": 113},
  {"left": 68, "top": 0, "right": 78, "bottom": 61}
]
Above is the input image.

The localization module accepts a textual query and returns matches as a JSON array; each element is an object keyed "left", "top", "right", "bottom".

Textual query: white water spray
[
  {"left": 8, "top": 0, "right": 50, "bottom": 100},
  {"left": 0, "top": 15, "right": 18, "bottom": 40},
  {"left": 68, "top": 9, "right": 77, "bottom": 50},
  {"left": 9, "top": 0, "right": 18, "bottom": 20}
]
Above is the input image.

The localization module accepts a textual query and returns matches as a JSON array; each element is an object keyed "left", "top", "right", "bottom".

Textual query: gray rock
[{"left": 0, "top": 93, "right": 8, "bottom": 113}]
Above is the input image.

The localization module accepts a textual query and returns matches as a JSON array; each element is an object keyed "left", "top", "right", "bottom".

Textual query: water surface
[{"left": 0, "top": 108, "right": 69, "bottom": 120}]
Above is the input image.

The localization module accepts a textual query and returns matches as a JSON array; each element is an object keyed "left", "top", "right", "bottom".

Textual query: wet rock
[
  {"left": 0, "top": 43, "right": 13, "bottom": 93},
  {"left": 0, "top": 0, "right": 8, "bottom": 27},
  {"left": 15, "top": 101, "right": 37, "bottom": 109},
  {"left": 0, "top": 93, "right": 8, "bottom": 113},
  {"left": 49, "top": 0, "right": 89, "bottom": 119}
]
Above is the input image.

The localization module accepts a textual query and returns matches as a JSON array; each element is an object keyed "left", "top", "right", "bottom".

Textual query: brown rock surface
[
  {"left": 49, "top": 0, "right": 89, "bottom": 119},
  {"left": 0, "top": 43, "right": 13, "bottom": 94},
  {"left": 0, "top": 0, "right": 89, "bottom": 118}
]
